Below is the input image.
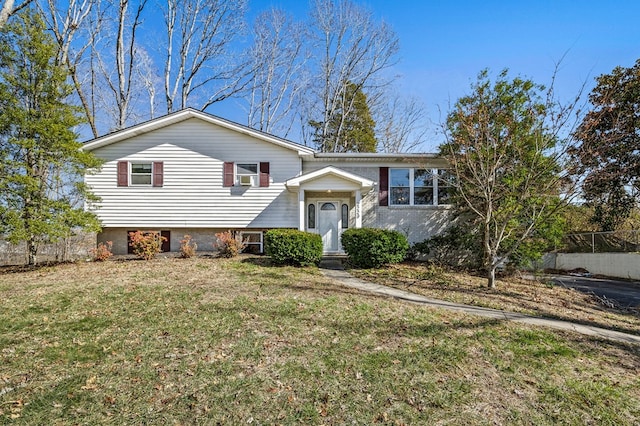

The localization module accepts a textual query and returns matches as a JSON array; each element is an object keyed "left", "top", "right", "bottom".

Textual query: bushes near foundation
[
  {"left": 128, "top": 231, "right": 165, "bottom": 260},
  {"left": 91, "top": 241, "right": 113, "bottom": 261},
  {"left": 341, "top": 228, "right": 408, "bottom": 268},
  {"left": 179, "top": 235, "right": 198, "bottom": 258},
  {"left": 264, "top": 229, "right": 323, "bottom": 266},
  {"left": 214, "top": 231, "right": 245, "bottom": 258}
]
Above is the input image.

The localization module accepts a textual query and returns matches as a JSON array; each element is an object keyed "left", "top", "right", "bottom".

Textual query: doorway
[{"left": 318, "top": 201, "right": 339, "bottom": 252}]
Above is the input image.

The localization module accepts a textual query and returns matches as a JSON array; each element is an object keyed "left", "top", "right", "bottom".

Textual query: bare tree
[
  {"left": 135, "top": 47, "right": 160, "bottom": 119},
  {"left": 307, "top": 0, "right": 399, "bottom": 151},
  {"left": 0, "top": 0, "right": 33, "bottom": 28},
  {"left": 245, "top": 8, "right": 308, "bottom": 137},
  {"left": 375, "top": 93, "right": 428, "bottom": 153},
  {"left": 92, "top": 0, "right": 147, "bottom": 131},
  {"left": 162, "top": 0, "right": 248, "bottom": 113},
  {"left": 41, "top": 0, "right": 102, "bottom": 137}
]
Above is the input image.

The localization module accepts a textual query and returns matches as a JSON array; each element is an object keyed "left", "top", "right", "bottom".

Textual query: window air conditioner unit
[{"left": 239, "top": 175, "right": 253, "bottom": 186}]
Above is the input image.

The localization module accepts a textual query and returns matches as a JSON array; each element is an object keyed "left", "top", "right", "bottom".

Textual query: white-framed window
[
  {"left": 236, "top": 163, "right": 258, "bottom": 186},
  {"left": 437, "top": 169, "right": 455, "bottom": 205},
  {"left": 241, "top": 231, "right": 263, "bottom": 253},
  {"left": 413, "top": 168, "right": 434, "bottom": 205},
  {"left": 389, "top": 168, "right": 411, "bottom": 205},
  {"left": 130, "top": 162, "right": 152, "bottom": 186},
  {"left": 389, "top": 168, "right": 452, "bottom": 206}
]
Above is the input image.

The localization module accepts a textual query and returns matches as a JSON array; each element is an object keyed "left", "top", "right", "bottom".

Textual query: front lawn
[
  {"left": 1, "top": 257, "right": 639, "bottom": 424},
  {"left": 350, "top": 261, "right": 640, "bottom": 337}
]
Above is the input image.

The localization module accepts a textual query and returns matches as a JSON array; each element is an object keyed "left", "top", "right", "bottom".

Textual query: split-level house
[{"left": 82, "top": 108, "right": 452, "bottom": 255}]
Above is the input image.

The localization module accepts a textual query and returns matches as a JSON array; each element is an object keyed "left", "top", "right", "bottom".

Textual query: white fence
[{"left": 544, "top": 252, "right": 640, "bottom": 280}]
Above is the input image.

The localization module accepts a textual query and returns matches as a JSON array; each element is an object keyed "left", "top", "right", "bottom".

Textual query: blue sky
[{"left": 236, "top": 0, "right": 640, "bottom": 151}]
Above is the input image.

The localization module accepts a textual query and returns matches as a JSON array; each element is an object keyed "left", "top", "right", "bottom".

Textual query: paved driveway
[{"left": 547, "top": 274, "right": 640, "bottom": 308}]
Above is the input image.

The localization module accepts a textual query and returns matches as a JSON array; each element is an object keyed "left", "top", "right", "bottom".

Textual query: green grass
[{"left": 0, "top": 256, "right": 639, "bottom": 424}]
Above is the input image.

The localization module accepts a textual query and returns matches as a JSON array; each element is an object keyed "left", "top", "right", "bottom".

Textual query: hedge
[
  {"left": 341, "top": 228, "right": 408, "bottom": 268},
  {"left": 264, "top": 229, "right": 323, "bottom": 266}
]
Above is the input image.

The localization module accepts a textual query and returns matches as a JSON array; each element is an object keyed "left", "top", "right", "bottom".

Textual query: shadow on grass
[
  {"left": 0, "top": 261, "right": 77, "bottom": 275},
  {"left": 240, "top": 256, "right": 274, "bottom": 267}
]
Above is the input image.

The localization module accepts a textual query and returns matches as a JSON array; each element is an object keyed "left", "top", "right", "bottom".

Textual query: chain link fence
[{"left": 561, "top": 230, "right": 640, "bottom": 253}]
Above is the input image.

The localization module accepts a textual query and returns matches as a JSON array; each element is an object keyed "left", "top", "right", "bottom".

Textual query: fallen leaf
[{"left": 81, "top": 376, "right": 98, "bottom": 391}]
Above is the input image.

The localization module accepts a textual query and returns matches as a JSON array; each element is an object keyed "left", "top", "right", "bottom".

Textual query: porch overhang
[
  {"left": 285, "top": 166, "right": 375, "bottom": 193},
  {"left": 286, "top": 167, "right": 375, "bottom": 235}
]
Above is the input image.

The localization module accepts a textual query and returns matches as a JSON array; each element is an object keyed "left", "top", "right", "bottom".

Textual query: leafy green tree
[
  {"left": 311, "top": 82, "right": 377, "bottom": 152},
  {"left": 441, "top": 70, "right": 568, "bottom": 288},
  {"left": 0, "top": 10, "right": 101, "bottom": 265},
  {"left": 572, "top": 59, "right": 640, "bottom": 231}
]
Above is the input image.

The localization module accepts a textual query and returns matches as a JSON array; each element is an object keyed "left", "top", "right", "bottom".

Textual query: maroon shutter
[
  {"left": 379, "top": 167, "right": 389, "bottom": 206},
  {"left": 153, "top": 162, "right": 164, "bottom": 187},
  {"left": 117, "top": 161, "right": 128, "bottom": 187},
  {"left": 259, "top": 162, "right": 270, "bottom": 187},
  {"left": 223, "top": 162, "right": 234, "bottom": 187}
]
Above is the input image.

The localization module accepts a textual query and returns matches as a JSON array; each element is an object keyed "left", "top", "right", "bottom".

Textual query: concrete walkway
[{"left": 318, "top": 260, "right": 640, "bottom": 345}]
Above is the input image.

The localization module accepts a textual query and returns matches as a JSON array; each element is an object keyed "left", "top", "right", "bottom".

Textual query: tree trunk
[
  {"left": 27, "top": 238, "right": 37, "bottom": 266},
  {"left": 0, "top": 0, "right": 15, "bottom": 28},
  {"left": 487, "top": 265, "right": 496, "bottom": 289}
]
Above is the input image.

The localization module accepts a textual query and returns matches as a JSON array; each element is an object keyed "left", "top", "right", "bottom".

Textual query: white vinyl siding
[{"left": 86, "top": 118, "right": 300, "bottom": 229}]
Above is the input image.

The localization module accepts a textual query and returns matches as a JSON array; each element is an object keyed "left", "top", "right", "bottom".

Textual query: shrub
[
  {"left": 341, "top": 228, "right": 408, "bottom": 268},
  {"left": 214, "top": 231, "right": 245, "bottom": 258},
  {"left": 409, "top": 226, "right": 482, "bottom": 269},
  {"left": 128, "top": 231, "right": 166, "bottom": 260},
  {"left": 179, "top": 235, "right": 197, "bottom": 258},
  {"left": 91, "top": 241, "right": 113, "bottom": 261},
  {"left": 264, "top": 229, "right": 323, "bottom": 266}
]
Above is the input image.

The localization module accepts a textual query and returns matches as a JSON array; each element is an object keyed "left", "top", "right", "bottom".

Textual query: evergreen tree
[
  {"left": 0, "top": 10, "right": 101, "bottom": 265},
  {"left": 311, "top": 82, "right": 377, "bottom": 152}
]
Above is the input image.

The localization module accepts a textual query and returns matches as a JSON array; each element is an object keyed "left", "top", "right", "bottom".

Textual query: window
[
  {"left": 438, "top": 169, "right": 455, "bottom": 205},
  {"left": 223, "top": 162, "right": 269, "bottom": 187},
  {"left": 307, "top": 204, "right": 316, "bottom": 229},
  {"left": 321, "top": 202, "right": 336, "bottom": 211},
  {"left": 241, "top": 232, "right": 263, "bottom": 254},
  {"left": 236, "top": 163, "right": 258, "bottom": 186},
  {"left": 130, "top": 163, "right": 152, "bottom": 185},
  {"left": 413, "top": 169, "right": 434, "bottom": 205},
  {"left": 389, "top": 168, "right": 451, "bottom": 206},
  {"left": 341, "top": 204, "right": 349, "bottom": 228},
  {"left": 389, "top": 169, "right": 410, "bottom": 205},
  {"left": 118, "top": 161, "right": 163, "bottom": 187}
]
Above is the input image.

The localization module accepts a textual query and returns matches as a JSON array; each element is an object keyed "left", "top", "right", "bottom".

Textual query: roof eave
[{"left": 81, "top": 108, "right": 316, "bottom": 155}]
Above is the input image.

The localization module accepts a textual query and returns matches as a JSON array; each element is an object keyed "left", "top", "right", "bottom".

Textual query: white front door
[{"left": 318, "top": 201, "right": 339, "bottom": 252}]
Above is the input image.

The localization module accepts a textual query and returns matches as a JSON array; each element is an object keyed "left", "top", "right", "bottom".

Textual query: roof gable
[
  {"left": 286, "top": 166, "right": 375, "bottom": 191},
  {"left": 81, "top": 108, "right": 316, "bottom": 155}
]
